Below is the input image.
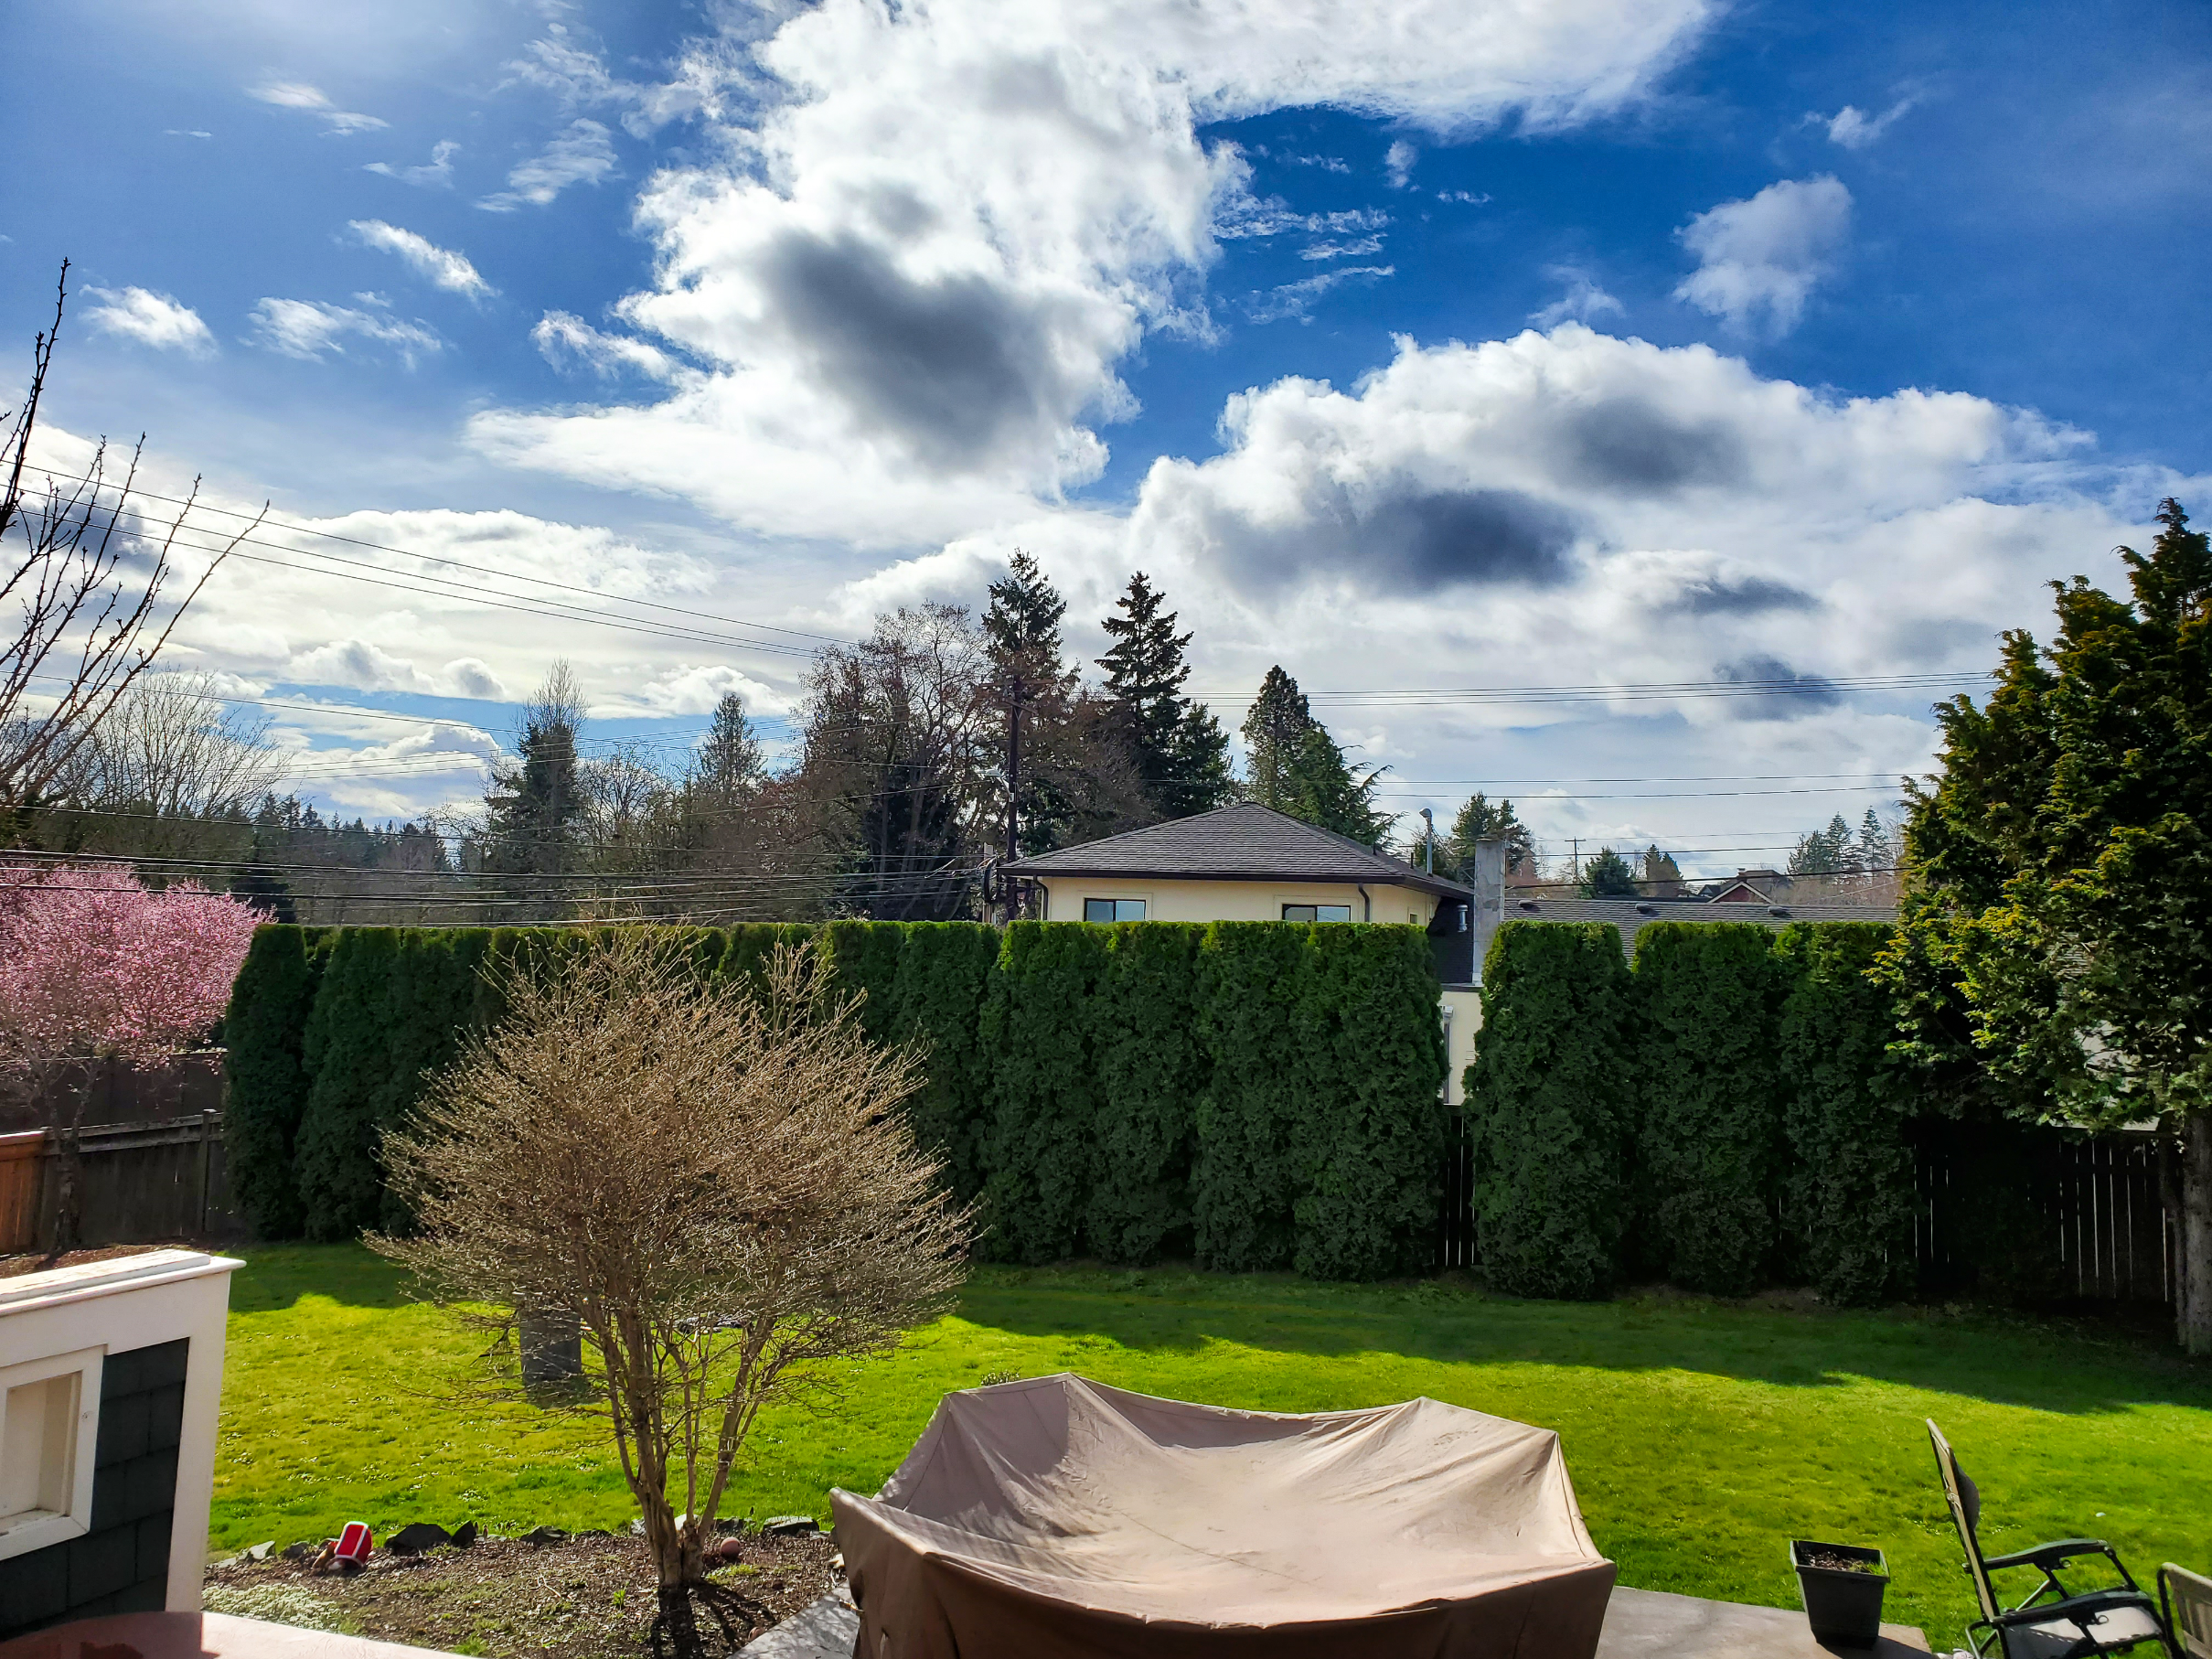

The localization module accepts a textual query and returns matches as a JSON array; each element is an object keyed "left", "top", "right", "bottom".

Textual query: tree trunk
[{"left": 2180, "top": 1108, "right": 2212, "bottom": 1357}]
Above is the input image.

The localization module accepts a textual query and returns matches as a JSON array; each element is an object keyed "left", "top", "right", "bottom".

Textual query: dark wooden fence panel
[
  {"left": 1438, "top": 1110, "right": 1476, "bottom": 1269},
  {"left": 0, "top": 1114, "right": 241, "bottom": 1255}
]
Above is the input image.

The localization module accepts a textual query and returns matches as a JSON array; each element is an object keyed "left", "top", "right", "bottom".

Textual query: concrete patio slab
[{"left": 0, "top": 1588, "right": 1936, "bottom": 1659}]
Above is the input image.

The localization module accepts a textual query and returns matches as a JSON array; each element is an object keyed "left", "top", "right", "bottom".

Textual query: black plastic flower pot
[{"left": 1790, "top": 1538, "right": 1890, "bottom": 1648}]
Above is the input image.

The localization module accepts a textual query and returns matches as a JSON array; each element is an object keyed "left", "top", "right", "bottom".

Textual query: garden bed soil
[
  {"left": 203, "top": 1530, "right": 839, "bottom": 1659},
  {"left": 0, "top": 1243, "right": 168, "bottom": 1278}
]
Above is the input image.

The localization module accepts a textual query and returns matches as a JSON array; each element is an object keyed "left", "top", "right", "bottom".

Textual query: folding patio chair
[
  {"left": 2160, "top": 1564, "right": 2212, "bottom": 1659},
  {"left": 1927, "top": 1419, "right": 2176, "bottom": 1659}
]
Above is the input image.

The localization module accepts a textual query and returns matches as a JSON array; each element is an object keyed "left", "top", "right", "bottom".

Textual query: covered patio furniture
[
  {"left": 2161, "top": 1565, "right": 2212, "bottom": 1659},
  {"left": 833, "top": 1374, "right": 1617, "bottom": 1659},
  {"left": 1926, "top": 1419, "right": 2175, "bottom": 1659}
]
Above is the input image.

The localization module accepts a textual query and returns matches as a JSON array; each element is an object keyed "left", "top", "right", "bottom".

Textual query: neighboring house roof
[
  {"left": 1501, "top": 895, "right": 1898, "bottom": 958},
  {"left": 1000, "top": 802, "right": 1473, "bottom": 899}
]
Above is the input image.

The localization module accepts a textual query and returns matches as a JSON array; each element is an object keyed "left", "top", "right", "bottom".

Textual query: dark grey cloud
[
  {"left": 1188, "top": 481, "right": 1577, "bottom": 597},
  {"left": 754, "top": 229, "right": 1083, "bottom": 472},
  {"left": 1347, "top": 487, "right": 1578, "bottom": 590},
  {"left": 1565, "top": 398, "right": 1746, "bottom": 495},
  {"left": 1673, "top": 574, "right": 1819, "bottom": 615},
  {"left": 1716, "top": 653, "right": 1841, "bottom": 720}
]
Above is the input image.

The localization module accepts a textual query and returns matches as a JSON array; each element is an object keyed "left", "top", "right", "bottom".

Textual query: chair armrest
[{"left": 1984, "top": 1539, "right": 2117, "bottom": 1573}]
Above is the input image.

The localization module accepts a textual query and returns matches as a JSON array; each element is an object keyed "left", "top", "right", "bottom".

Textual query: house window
[
  {"left": 1084, "top": 898, "right": 1146, "bottom": 923},
  {"left": 0, "top": 1346, "right": 102, "bottom": 1562},
  {"left": 1282, "top": 904, "right": 1352, "bottom": 923}
]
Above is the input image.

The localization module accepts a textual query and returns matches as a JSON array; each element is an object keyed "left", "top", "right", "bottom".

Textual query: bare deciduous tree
[
  {"left": 2, "top": 264, "right": 263, "bottom": 811},
  {"left": 372, "top": 935, "right": 972, "bottom": 1659}
]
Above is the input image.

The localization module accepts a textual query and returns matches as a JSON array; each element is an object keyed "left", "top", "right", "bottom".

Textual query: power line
[{"left": 25, "top": 463, "right": 853, "bottom": 652}]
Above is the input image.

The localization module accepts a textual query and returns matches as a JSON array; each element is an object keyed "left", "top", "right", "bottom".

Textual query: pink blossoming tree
[{"left": 0, "top": 862, "right": 260, "bottom": 1065}]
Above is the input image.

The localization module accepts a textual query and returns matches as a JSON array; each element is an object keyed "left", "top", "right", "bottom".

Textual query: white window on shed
[
  {"left": 1084, "top": 898, "right": 1146, "bottom": 923},
  {"left": 0, "top": 1346, "right": 102, "bottom": 1561}
]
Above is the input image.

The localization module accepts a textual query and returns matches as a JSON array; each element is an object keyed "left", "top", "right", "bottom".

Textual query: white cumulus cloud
[
  {"left": 1530, "top": 266, "right": 1625, "bottom": 327},
  {"left": 347, "top": 219, "right": 496, "bottom": 300},
  {"left": 1817, "top": 95, "right": 1918, "bottom": 150},
  {"left": 83, "top": 287, "right": 216, "bottom": 356},
  {"left": 467, "top": 0, "right": 1717, "bottom": 545},
  {"left": 1673, "top": 175, "right": 1853, "bottom": 337}
]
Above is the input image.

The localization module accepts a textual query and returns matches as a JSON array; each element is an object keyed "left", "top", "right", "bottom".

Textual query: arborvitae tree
[
  {"left": 1579, "top": 846, "right": 1640, "bottom": 897},
  {"left": 1632, "top": 922, "right": 1786, "bottom": 1294},
  {"left": 223, "top": 925, "right": 327, "bottom": 1237},
  {"left": 1240, "top": 666, "right": 1314, "bottom": 811},
  {"left": 1465, "top": 921, "right": 1635, "bottom": 1298},
  {"left": 1086, "top": 922, "right": 1204, "bottom": 1263},
  {"left": 1097, "top": 573, "right": 1233, "bottom": 819},
  {"left": 1445, "top": 793, "right": 1534, "bottom": 878}
]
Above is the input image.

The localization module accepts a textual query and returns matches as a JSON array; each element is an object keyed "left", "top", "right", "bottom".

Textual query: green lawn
[{"left": 215, "top": 1247, "right": 2212, "bottom": 1651}]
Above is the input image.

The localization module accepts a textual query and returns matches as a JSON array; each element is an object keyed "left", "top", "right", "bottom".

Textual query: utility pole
[
  {"left": 1001, "top": 669, "right": 1023, "bottom": 924},
  {"left": 1569, "top": 838, "right": 1582, "bottom": 883},
  {"left": 1419, "top": 807, "right": 1435, "bottom": 874}
]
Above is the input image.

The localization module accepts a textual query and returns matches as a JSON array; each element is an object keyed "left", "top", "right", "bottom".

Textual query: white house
[{"left": 999, "top": 803, "right": 1497, "bottom": 1103}]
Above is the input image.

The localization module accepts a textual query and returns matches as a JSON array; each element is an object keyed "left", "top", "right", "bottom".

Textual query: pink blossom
[{"left": 0, "top": 862, "right": 262, "bottom": 1067}]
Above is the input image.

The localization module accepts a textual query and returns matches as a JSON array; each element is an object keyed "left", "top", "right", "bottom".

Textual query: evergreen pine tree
[
  {"left": 985, "top": 551, "right": 1081, "bottom": 856},
  {"left": 1098, "top": 573, "right": 1233, "bottom": 819},
  {"left": 1580, "top": 846, "right": 1640, "bottom": 897},
  {"left": 693, "top": 691, "right": 764, "bottom": 799},
  {"left": 1445, "top": 792, "right": 1535, "bottom": 877},
  {"left": 1240, "top": 666, "right": 1313, "bottom": 811},
  {"left": 480, "top": 662, "right": 587, "bottom": 916}
]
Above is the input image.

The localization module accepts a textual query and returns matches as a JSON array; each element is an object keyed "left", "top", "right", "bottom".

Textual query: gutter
[{"left": 1357, "top": 883, "right": 1371, "bottom": 922}]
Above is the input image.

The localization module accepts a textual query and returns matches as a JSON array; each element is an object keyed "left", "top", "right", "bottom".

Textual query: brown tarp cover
[{"left": 830, "top": 1374, "right": 1616, "bottom": 1659}]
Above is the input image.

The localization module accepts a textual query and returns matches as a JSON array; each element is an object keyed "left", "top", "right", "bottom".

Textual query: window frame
[
  {"left": 1083, "top": 897, "right": 1147, "bottom": 923},
  {"left": 0, "top": 1344, "right": 103, "bottom": 1562},
  {"left": 1281, "top": 903, "right": 1352, "bottom": 924}
]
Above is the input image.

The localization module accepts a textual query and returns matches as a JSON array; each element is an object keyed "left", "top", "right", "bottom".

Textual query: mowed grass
[{"left": 216, "top": 1247, "right": 2212, "bottom": 1651}]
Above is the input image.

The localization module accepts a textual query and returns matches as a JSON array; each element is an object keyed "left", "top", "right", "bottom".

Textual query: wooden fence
[
  {"left": 0, "top": 1113, "right": 240, "bottom": 1256},
  {"left": 1437, "top": 1111, "right": 2175, "bottom": 1305}
]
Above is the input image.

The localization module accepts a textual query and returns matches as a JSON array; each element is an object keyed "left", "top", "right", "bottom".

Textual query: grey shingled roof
[
  {"left": 1000, "top": 802, "right": 1471, "bottom": 899},
  {"left": 1504, "top": 896, "right": 1899, "bottom": 958}
]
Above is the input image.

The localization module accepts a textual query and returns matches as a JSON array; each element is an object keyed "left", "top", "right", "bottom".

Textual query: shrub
[
  {"left": 978, "top": 922, "right": 1107, "bottom": 1263},
  {"left": 884, "top": 923, "right": 999, "bottom": 1204},
  {"left": 1775, "top": 922, "right": 1916, "bottom": 1305},
  {"left": 1632, "top": 922, "right": 1786, "bottom": 1295},
  {"left": 1464, "top": 921, "right": 1636, "bottom": 1299},
  {"left": 294, "top": 928, "right": 404, "bottom": 1240},
  {"left": 1086, "top": 922, "right": 1204, "bottom": 1264},
  {"left": 1191, "top": 923, "right": 1310, "bottom": 1272},
  {"left": 1289, "top": 924, "right": 1449, "bottom": 1279},
  {"left": 223, "top": 925, "right": 332, "bottom": 1239}
]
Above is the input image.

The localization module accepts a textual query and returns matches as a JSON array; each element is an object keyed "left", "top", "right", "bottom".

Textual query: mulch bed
[
  {"left": 203, "top": 1529, "right": 840, "bottom": 1659},
  {"left": 0, "top": 1243, "right": 170, "bottom": 1278}
]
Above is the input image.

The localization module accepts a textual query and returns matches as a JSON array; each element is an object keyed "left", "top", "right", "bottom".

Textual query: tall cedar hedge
[
  {"left": 1631, "top": 922, "right": 1786, "bottom": 1295},
  {"left": 1463, "top": 921, "right": 1635, "bottom": 1299},
  {"left": 1087, "top": 923, "right": 1204, "bottom": 1265},
  {"left": 221, "top": 925, "right": 332, "bottom": 1238},
  {"left": 1774, "top": 921, "right": 1917, "bottom": 1305},
  {"left": 222, "top": 916, "right": 1451, "bottom": 1282},
  {"left": 978, "top": 921, "right": 1109, "bottom": 1264},
  {"left": 1290, "top": 924, "right": 1449, "bottom": 1279},
  {"left": 1191, "top": 923, "right": 1311, "bottom": 1270}
]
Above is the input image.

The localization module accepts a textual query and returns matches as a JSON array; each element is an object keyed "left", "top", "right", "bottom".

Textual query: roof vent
[
  {"left": 1516, "top": 899, "right": 1540, "bottom": 912},
  {"left": 1768, "top": 906, "right": 1791, "bottom": 918},
  {"left": 1635, "top": 904, "right": 1657, "bottom": 916}
]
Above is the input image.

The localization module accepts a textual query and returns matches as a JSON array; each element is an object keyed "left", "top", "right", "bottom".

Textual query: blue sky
[{"left": 5, "top": 0, "right": 2207, "bottom": 872}]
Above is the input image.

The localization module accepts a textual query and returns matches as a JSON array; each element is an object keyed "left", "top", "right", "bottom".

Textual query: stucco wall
[
  {"left": 1439, "top": 986, "right": 1482, "bottom": 1107},
  {"left": 1034, "top": 876, "right": 1442, "bottom": 927}
]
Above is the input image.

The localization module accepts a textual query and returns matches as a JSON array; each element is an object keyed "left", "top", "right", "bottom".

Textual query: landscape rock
[
  {"left": 523, "top": 1526, "right": 572, "bottom": 1547},
  {"left": 244, "top": 1542, "right": 274, "bottom": 1561},
  {"left": 712, "top": 1537, "right": 747, "bottom": 1563},
  {"left": 280, "top": 1543, "right": 317, "bottom": 1564},
  {"left": 385, "top": 1522, "right": 453, "bottom": 1557},
  {"left": 761, "top": 1516, "right": 818, "bottom": 1539},
  {"left": 451, "top": 1521, "right": 478, "bottom": 1548}
]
